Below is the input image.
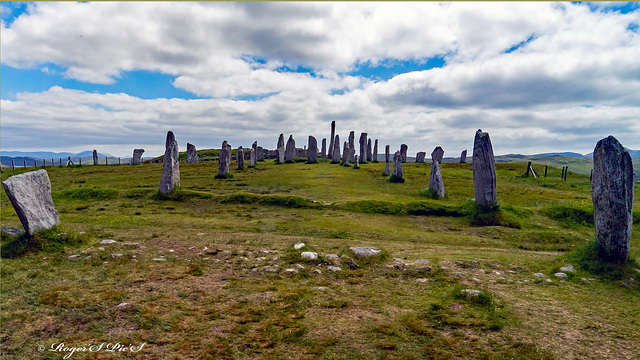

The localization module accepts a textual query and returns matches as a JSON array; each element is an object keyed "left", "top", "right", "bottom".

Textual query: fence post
[
  {"left": 106, "top": 157, "right": 108, "bottom": 165},
  {"left": 79, "top": 158, "right": 82, "bottom": 166},
  {"left": 12, "top": 160, "right": 15, "bottom": 171},
  {"left": 544, "top": 165, "right": 548, "bottom": 178}
]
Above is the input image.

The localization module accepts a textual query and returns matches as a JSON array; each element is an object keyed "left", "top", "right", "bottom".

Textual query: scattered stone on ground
[
  {"left": 350, "top": 247, "right": 381, "bottom": 257},
  {"left": 534, "top": 273, "right": 546, "bottom": 278},
  {"left": 461, "top": 289, "right": 482, "bottom": 297},
  {"left": 554, "top": 272, "right": 569, "bottom": 279},
  {"left": 301, "top": 252, "right": 318, "bottom": 260},
  {"left": 111, "top": 254, "right": 123, "bottom": 259},
  {"left": 100, "top": 239, "right": 117, "bottom": 244},
  {"left": 326, "top": 266, "right": 342, "bottom": 272},
  {"left": 559, "top": 264, "right": 576, "bottom": 273},
  {"left": 294, "top": 242, "right": 305, "bottom": 249},
  {"left": 1, "top": 227, "right": 25, "bottom": 237},
  {"left": 152, "top": 258, "right": 167, "bottom": 261},
  {"left": 416, "top": 278, "right": 429, "bottom": 283}
]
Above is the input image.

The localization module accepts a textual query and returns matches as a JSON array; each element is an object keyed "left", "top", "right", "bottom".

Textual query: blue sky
[{"left": 1, "top": 2, "right": 639, "bottom": 157}]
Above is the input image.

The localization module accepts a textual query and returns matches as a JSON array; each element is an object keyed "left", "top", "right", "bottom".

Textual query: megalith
[
  {"left": 383, "top": 145, "right": 390, "bottom": 176},
  {"left": 237, "top": 146, "right": 244, "bottom": 170},
  {"left": 416, "top": 152, "right": 426, "bottom": 163},
  {"left": 160, "top": 131, "right": 180, "bottom": 194},
  {"left": 367, "top": 139, "right": 373, "bottom": 162},
  {"left": 328, "top": 121, "right": 336, "bottom": 159},
  {"left": 277, "top": 134, "right": 286, "bottom": 164},
  {"left": 391, "top": 150, "right": 403, "bottom": 182},
  {"left": 307, "top": 136, "right": 318, "bottom": 163},
  {"left": 342, "top": 141, "right": 350, "bottom": 165},
  {"left": 93, "top": 150, "right": 99, "bottom": 165},
  {"left": 186, "top": 143, "right": 197, "bottom": 163},
  {"left": 285, "top": 135, "right": 296, "bottom": 162},
  {"left": 429, "top": 146, "right": 445, "bottom": 198},
  {"left": 331, "top": 135, "right": 341, "bottom": 163},
  {"left": 460, "top": 149, "right": 467, "bottom": 163},
  {"left": 400, "top": 144, "right": 408, "bottom": 163},
  {"left": 217, "top": 140, "right": 232, "bottom": 177},
  {"left": 133, "top": 149, "right": 145, "bottom": 165},
  {"left": 250, "top": 141, "right": 258, "bottom": 167},
  {"left": 321, "top": 138, "right": 327, "bottom": 159},
  {"left": 472, "top": 129, "right": 497, "bottom": 205},
  {"left": 359, "top": 133, "right": 368, "bottom": 163},
  {"left": 2, "top": 169, "right": 60, "bottom": 235},
  {"left": 373, "top": 139, "right": 379, "bottom": 162},
  {"left": 354, "top": 155, "right": 360, "bottom": 169},
  {"left": 257, "top": 146, "right": 264, "bottom": 161},
  {"left": 592, "top": 135, "right": 634, "bottom": 262}
]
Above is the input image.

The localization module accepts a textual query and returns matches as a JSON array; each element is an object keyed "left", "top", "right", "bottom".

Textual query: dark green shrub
[
  {"left": 259, "top": 195, "right": 314, "bottom": 208},
  {"left": 420, "top": 188, "right": 440, "bottom": 199},
  {"left": 563, "top": 239, "right": 640, "bottom": 280},
  {"left": 389, "top": 175, "right": 404, "bottom": 183},
  {"left": 462, "top": 201, "right": 521, "bottom": 229}
]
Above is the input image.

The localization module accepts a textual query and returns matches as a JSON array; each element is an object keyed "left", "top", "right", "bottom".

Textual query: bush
[
  {"left": 220, "top": 193, "right": 260, "bottom": 204},
  {"left": 259, "top": 195, "right": 314, "bottom": 208},
  {"left": 405, "top": 202, "right": 465, "bottom": 217}
]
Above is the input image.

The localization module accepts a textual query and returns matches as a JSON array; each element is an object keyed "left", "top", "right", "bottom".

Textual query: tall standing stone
[
  {"left": 257, "top": 146, "right": 264, "bottom": 161},
  {"left": 416, "top": 152, "right": 426, "bottom": 163},
  {"left": 391, "top": 150, "right": 403, "bottom": 182},
  {"left": 373, "top": 139, "right": 379, "bottom": 162},
  {"left": 132, "top": 149, "right": 145, "bottom": 165},
  {"left": 342, "top": 141, "right": 350, "bottom": 165},
  {"left": 160, "top": 131, "right": 180, "bottom": 194},
  {"left": 348, "top": 131, "right": 355, "bottom": 163},
  {"left": 217, "top": 141, "right": 232, "bottom": 177},
  {"left": 186, "top": 143, "right": 197, "bottom": 163},
  {"left": 328, "top": 121, "right": 336, "bottom": 159},
  {"left": 472, "top": 129, "right": 497, "bottom": 205},
  {"left": 400, "top": 144, "right": 408, "bottom": 163},
  {"left": 237, "top": 146, "right": 244, "bottom": 170},
  {"left": 321, "top": 138, "right": 327, "bottom": 159},
  {"left": 250, "top": 141, "right": 258, "bottom": 167},
  {"left": 276, "top": 134, "right": 286, "bottom": 164},
  {"left": 354, "top": 155, "right": 360, "bottom": 169},
  {"left": 2, "top": 169, "right": 60, "bottom": 236},
  {"left": 592, "top": 135, "right": 634, "bottom": 262},
  {"left": 359, "top": 133, "right": 368, "bottom": 163},
  {"left": 367, "top": 139, "right": 373, "bottom": 162},
  {"left": 331, "top": 135, "right": 341, "bottom": 163},
  {"left": 383, "top": 145, "right": 390, "bottom": 176},
  {"left": 307, "top": 136, "right": 318, "bottom": 163},
  {"left": 460, "top": 149, "right": 467, "bottom": 163},
  {"left": 429, "top": 146, "right": 445, "bottom": 198},
  {"left": 93, "top": 150, "right": 99, "bottom": 165},
  {"left": 285, "top": 135, "right": 296, "bottom": 162}
]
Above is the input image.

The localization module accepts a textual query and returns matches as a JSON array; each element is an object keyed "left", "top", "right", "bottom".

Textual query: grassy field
[{"left": 1, "top": 157, "right": 639, "bottom": 360}]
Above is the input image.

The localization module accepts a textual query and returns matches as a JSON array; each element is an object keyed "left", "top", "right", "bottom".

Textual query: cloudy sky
[{"left": 1, "top": 2, "right": 639, "bottom": 157}]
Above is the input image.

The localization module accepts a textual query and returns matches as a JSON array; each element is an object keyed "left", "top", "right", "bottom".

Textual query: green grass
[{"left": 1, "top": 157, "right": 638, "bottom": 359}]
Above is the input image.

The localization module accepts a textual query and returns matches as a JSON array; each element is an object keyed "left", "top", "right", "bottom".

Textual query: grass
[{"left": 1, "top": 157, "right": 639, "bottom": 359}]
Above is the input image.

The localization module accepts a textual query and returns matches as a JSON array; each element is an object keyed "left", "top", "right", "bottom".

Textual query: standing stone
[
  {"left": 391, "top": 150, "right": 403, "bottom": 182},
  {"left": 321, "top": 138, "right": 327, "bottom": 159},
  {"left": 472, "top": 129, "right": 497, "bottom": 205},
  {"left": 429, "top": 146, "right": 445, "bottom": 198},
  {"left": 132, "top": 149, "right": 145, "bottom": 165},
  {"left": 373, "top": 139, "right": 379, "bottom": 162},
  {"left": 186, "top": 143, "right": 197, "bottom": 163},
  {"left": 257, "top": 146, "right": 264, "bottom": 161},
  {"left": 307, "top": 136, "right": 318, "bottom": 163},
  {"left": 342, "top": 141, "right": 350, "bottom": 165},
  {"left": 331, "top": 135, "right": 341, "bottom": 163},
  {"left": 93, "top": 150, "right": 98, "bottom": 165},
  {"left": 2, "top": 169, "right": 60, "bottom": 235},
  {"left": 217, "top": 141, "right": 232, "bottom": 177},
  {"left": 353, "top": 155, "right": 360, "bottom": 169},
  {"left": 348, "top": 131, "right": 356, "bottom": 163},
  {"left": 400, "top": 144, "right": 408, "bottom": 163},
  {"left": 460, "top": 149, "right": 468, "bottom": 163},
  {"left": 285, "top": 135, "right": 296, "bottom": 162},
  {"left": 383, "top": 145, "right": 390, "bottom": 176},
  {"left": 592, "top": 135, "right": 634, "bottom": 262},
  {"left": 416, "top": 152, "right": 426, "bottom": 163},
  {"left": 160, "top": 131, "right": 180, "bottom": 194},
  {"left": 359, "top": 133, "right": 368, "bottom": 163},
  {"left": 237, "top": 146, "right": 244, "bottom": 170},
  {"left": 250, "top": 141, "right": 258, "bottom": 167},
  {"left": 328, "top": 121, "right": 336, "bottom": 159},
  {"left": 277, "top": 134, "right": 286, "bottom": 163},
  {"left": 367, "top": 139, "right": 373, "bottom": 162}
]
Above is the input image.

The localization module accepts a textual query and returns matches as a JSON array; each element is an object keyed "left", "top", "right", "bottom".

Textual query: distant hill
[
  {"left": 532, "top": 152, "right": 585, "bottom": 158},
  {"left": 0, "top": 150, "right": 114, "bottom": 159}
]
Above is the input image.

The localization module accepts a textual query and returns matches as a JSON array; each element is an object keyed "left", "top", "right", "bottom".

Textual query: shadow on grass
[{"left": 1, "top": 227, "right": 87, "bottom": 258}]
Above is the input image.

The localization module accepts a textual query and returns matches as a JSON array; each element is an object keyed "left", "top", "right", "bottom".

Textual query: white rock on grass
[
  {"left": 559, "top": 264, "right": 576, "bottom": 273},
  {"left": 416, "top": 278, "right": 429, "bottom": 283},
  {"left": 326, "top": 266, "right": 342, "bottom": 272},
  {"left": 534, "top": 273, "right": 546, "bottom": 278},
  {"left": 152, "top": 258, "right": 166, "bottom": 261},
  {"left": 411, "top": 259, "right": 430, "bottom": 265},
  {"left": 554, "top": 272, "right": 569, "bottom": 279},
  {"left": 99, "top": 239, "right": 117, "bottom": 244},
  {"left": 325, "top": 254, "right": 340, "bottom": 263},
  {"left": 350, "top": 247, "right": 381, "bottom": 257},
  {"left": 294, "top": 242, "right": 305, "bottom": 250},
  {"left": 284, "top": 269, "right": 299, "bottom": 274},
  {"left": 461, "top": 289, "right": 482, "bottom": 297},
  {"left": 301, "top": 252, "right": 318, "bottom": 260}
]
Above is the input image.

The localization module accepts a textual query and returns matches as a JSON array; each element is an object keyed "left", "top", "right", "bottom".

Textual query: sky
[{"left": 1, "top": 2, "right": 639, "bottom": 158}]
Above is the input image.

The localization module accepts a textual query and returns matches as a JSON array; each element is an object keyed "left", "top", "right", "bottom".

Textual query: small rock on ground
[
  {"left": 301, "top": 252, "right": 318, "bottom": 260},
  {"left": 461, "top": 289, "right": 482, "bottom": 297},
  {"left": 350, "top": 247, "right": 381, "bottom": 257},
  {"left": 559, "top": 264, "right": 576, "bottom": 273},
  {"left": 99, "top": 239, "right": 117, "bottom": 244},
  {"left": 534, "top": 273, "right": 546, "bottom": 278},
  {"left": 294, "top": 242, "right": 305, "bottom": 250},
  {"left": 554, "top": 272, "right": 568, "bottom": 279},
  {"left": 326, "top": 266, "right": 342, "bottom": 272}
]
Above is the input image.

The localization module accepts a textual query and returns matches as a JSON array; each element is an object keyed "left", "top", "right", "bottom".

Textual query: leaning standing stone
[
  {"left": 93, "top": 150, "right": 99, "bottom": 165},
  {"left": 217, "top": 140, "right": 232, "bottom": 178},
  {"left": 132, "top": 149, "right": 145, "bottom": 165},
  {"left": 391, "top": 150, "right": 403, "bottom": 182},
  {"left": 400, "top": 144, "right": 408, "bottom": 163},
  {"left": 328, "top": 121, "right": 336, "bottom": 159},
  {"left": 285, "top": 135, "right": 296, "bottom": 162},
  {"left": 2, "top": 169, "right": 60, "bottom": 235},
  {"left": 472, "top": 129, "right": 497, "bottom": 205},
  {"left": 460, "top": 149, "right": 467, "bottom": 163},
  {"left": 592, "top": 135, "right": 634, "bottom": 262},
  {"left": 431, "top": 146, "right": 444, "bottom": 163},
  {"left": 429, "top": 146, "right": 445, "bottom": 198},
  {"left": 383, "top": 145, "right": 390, "bottom": 176},
  {"left": 186, "top": 143, "right": 197, "bottom": 163},
  {"left": 160, "top": 131, "right": 180, "bottom": 194},
  {"left": 307, "top": 136, "right": 318, "bottom": 163},
  {"left": 348, "top": 131, "right": 355, "bottom": 163},
  {"left": 237, "top": 146, "right": 244, "bottom": 170},
  {"left": 331, "top": 135, "right": 341, "bottom": 163}
]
